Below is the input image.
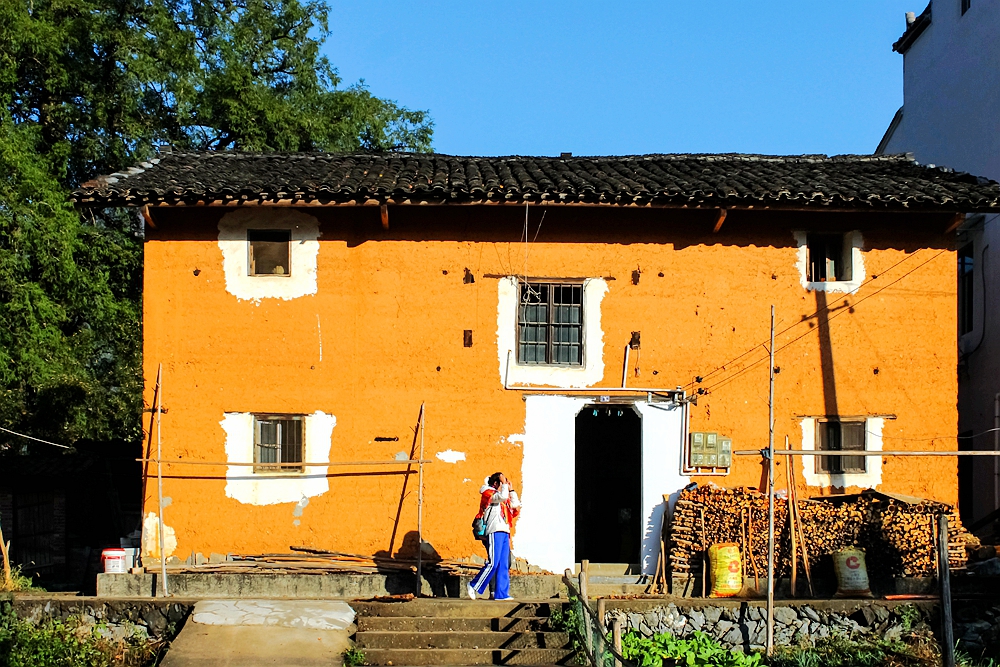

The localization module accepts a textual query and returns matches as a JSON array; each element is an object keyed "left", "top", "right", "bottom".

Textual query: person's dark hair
[{"left": 488, "top": 472, "right": 504, "bottom": 488}]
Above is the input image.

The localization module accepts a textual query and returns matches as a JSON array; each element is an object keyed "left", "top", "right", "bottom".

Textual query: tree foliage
[{"left": 0, "top": 0, "right": 433, "bottom": 445}]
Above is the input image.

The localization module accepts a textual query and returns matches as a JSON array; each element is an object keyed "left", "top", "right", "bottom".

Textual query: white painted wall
[
  {"left": 513, "top": 395, "right": 688, "bottom": 575},
  {"left": 497, "top": 277, "right": 608, "bottom": 388},
  {"left": 220, "top": 411, "right": 336, "bottom": 505},
  {"left": 880, "top": 2, "right": 1000, "bottom": 521},
  {"left": 217, "top": 208, "right": 321, "bottom": 301}
]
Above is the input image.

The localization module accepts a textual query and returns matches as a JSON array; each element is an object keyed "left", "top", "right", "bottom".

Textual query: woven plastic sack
[
  {"left": 833, "top": 548, "right": 873, "bottom": 598},
  {"left": 708, "top": 543, "right": 743, "bottom": 598}
]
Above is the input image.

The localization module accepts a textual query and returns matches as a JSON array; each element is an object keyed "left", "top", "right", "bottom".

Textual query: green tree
[{"left": 0, "top": 0, "right": 433, "bottom": 446}]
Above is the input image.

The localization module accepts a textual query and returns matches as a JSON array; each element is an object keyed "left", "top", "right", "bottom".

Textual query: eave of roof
[
  {"left": 71, "top": 151, "right": 1000, "bottom": 213},
  {"left": 893, "top": 2, "right": 932, "bottom": 54}
]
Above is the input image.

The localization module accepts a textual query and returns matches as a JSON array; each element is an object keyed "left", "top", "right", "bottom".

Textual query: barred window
[
  {"left": 517, "top": 282, "right": 583, "bottom": 366},
  {"left": 816, "top": 419, "right": 866, "bottom": 474},
  {"left": 807, "top": 233, "right": 852, "bottom": 282},
  {"left": 254, "top": 416, "right": 303, "bottom": 473}
]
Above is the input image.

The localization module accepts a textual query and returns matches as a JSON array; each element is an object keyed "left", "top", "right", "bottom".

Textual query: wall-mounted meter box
[{"left": 688, "top": 432, "right": 732, "bottom": 471}]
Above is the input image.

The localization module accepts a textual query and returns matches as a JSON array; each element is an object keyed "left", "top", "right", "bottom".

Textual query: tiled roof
[
  {"left": 73, "top": 151, "right": 1000, "bottom": 212},
  {"left": 893, "top": 2, "right": 932, "bottom": 54}
]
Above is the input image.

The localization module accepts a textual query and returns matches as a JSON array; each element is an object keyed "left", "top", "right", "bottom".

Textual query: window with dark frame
[
  {"left": 962, "top": 0, "right": 971, "bottom": 15},
  {"left": 807, "top": 233, "right": 852, "bottom": 282},
  {"left": 248, "top": 229, "right": 291, "bottom": 276},
  {"left": 517, "top": 281, "right": 584, "bottom": 366},
  {"left": 959, "top": 243, "right": 975, "bottom": 335},
  {"left": 816, "top": 420, "right": 866, "bottom": 474},
  {"left": 254, "top": 416, "right": 304, "bottom": 473}
]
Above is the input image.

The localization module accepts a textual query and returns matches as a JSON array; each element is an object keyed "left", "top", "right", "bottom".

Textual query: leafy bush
[
  {"left": 619, "top": 630, "right": 763, "bottom": 667},
  {"left": 0, "top": 606, "right": 163, "bottom": 667},
  {"left": 770, "top": 634, "right": 940, "bottom": 667},
  {"left": 343, "top": 646, "right": 366, "bottom": 666}
]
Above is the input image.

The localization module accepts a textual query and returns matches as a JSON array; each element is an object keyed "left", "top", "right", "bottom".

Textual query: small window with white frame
[
  {"left": 254, "top": 415, "right": 304, "bottom": 473},
  {"left": 248, "top": 229, "right": 291, "bottom": 276},
  {"left": 816, "top": 419, "right": 866, "bottom": 474},
  {"left": 807, "top": 233, "right": 853, "bottom": 283}
]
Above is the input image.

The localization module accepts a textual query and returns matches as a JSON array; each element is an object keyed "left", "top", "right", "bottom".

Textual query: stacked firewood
[{"left": 668, "top": 486, "right": 976, "bottom": 581}]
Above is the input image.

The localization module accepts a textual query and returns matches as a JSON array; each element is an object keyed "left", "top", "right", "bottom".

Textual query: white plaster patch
[
  {"left": 221, "top": 411, "right": 336, "bottom": 505},
  {"left": 497, "top": 277, "right": 608, "bottom": 387},
  {"left": 463, "top": 478, "right": 472, "bottom": 483},
  {"left": 435, "top": 449, "right": 466, "bottom": 463},
  {"left": 191, "top": 600, "right": 354, "bottom": 630},
  {"left": 800, "top": 417, "right": 884, "bottom": 489},
  {"left": 218, "top": 208, "right": 320, "bottom": 301},
  {"left": 634, "top": 402, "right": 689, "bottom": 575},
  {"left": 794, "top": 231, "right": 866, "bottom": 294},
  {"left": 141, "top": 512, "right": 177, "bottom": 560}
]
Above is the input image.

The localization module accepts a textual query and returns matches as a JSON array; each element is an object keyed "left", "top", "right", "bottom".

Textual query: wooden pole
[
  {"left": 0, "top": 522, "right": 11, "bottom": 589},
  {"left": 579, "top": 562, "right": 592, "bottom": 655},
  {"left": 766, "top": 305, "right": 776, "bottom": 655},
  {"left": 415, "top": 403, "right": 425, "bottom": 596},
  {"left": 155, "top": 364, "right": 168, "bottom": 597},
  {"left": 938, "top": 513, "right": 955, "bottom": 667},
  {"left": 786, "top": 436, "right": 797, "bottom": 598},
  {"left": 788, "top": 449, "right": 814, "bottom": 597},
  {"left": 612, "top": 616, "right": 623, "bottom": 667}
]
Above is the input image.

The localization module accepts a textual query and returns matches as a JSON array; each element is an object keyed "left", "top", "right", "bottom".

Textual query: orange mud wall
[{"left": 141, "top": 205, "right": 958, "bottom": 563}]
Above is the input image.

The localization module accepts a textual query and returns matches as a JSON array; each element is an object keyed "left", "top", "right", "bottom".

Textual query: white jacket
[{"left": 479, "top": 483, "right": 521, "bottom": 535}]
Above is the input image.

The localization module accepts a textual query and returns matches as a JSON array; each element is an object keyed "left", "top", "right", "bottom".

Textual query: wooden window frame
[
  {"left": 806, "top": 233, "right": 853, "bottom": 283},
  {"left": 247, "top": 229, "right": 292, "bottom": 277},
  {"left": 516, "top": 279, "right": 585, "bottom": 366},
  {"left": 253, "top": 414, "right": 304, "bottom": 473},
  {"left": 816, "top": 418, "right": 867, "bottom": 475}
]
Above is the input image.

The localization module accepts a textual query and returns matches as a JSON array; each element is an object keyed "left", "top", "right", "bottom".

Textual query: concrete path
[{"left": 161, "top": 600, "right": 356, "bottom": 667}]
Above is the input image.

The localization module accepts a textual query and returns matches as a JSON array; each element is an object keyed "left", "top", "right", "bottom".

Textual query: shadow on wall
[{"left": 375, "top": 532, "right": 447, "bottom": 597}]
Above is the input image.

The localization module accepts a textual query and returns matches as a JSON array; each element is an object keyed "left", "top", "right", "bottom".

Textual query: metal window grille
[
  {"left": 807, "top": 233, "right": 852, "bottom": 282},
  {"left": 248, "top": 229, "right": 291, "bottom": 276},
  {"left": 517, "top": 282, "right": 583, "bottom": 365},
  {"left": 959, "top": 244, "right": 975, "bottom": 335},
  {"left": 254, "top": 416, "right": 304, "bottom": 473},
  {"left": 817, "top": 420, "right": 866, "bottom": 474}
]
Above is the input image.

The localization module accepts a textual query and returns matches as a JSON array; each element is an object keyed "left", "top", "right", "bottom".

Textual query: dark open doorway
[{"left": 575, "top": 405, "right": 642, "bottom": 563}]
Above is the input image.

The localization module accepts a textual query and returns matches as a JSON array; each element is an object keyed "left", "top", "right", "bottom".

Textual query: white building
[{"left": 878, "top": 0, "right": 1000, "bottom": 528}]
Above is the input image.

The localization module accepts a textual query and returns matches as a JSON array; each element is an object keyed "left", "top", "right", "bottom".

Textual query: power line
[{"left": 0, "top": 425, "right": 71, "bottom": 449}]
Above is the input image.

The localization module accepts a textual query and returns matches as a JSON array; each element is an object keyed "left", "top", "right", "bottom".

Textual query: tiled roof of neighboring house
[
  {"left": 73, "top": 151, "right": 1000, "bottom": 212},
  {"left": 893, "top": 2, "right": 932, "bottom": 54}
]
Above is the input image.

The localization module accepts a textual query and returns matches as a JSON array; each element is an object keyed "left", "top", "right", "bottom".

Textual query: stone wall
[
  {"left": 10, "top": 595, "right": 194, "bottom": 639},
  {"left": 604, "top": 600, "right": 936, "bottom": 653}
]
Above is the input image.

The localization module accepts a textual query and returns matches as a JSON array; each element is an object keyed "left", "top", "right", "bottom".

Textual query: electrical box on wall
[{"left": 688, "top": 432, "right": 732, "bottom": 472}]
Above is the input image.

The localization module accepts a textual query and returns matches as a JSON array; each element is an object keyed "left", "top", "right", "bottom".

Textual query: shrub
[{"left": 619, "top": 630, "right": 763, "bottom": 667}]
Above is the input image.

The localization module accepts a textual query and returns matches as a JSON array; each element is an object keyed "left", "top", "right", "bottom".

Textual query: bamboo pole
[
  {"left": 135, "top": 459, "right": 433, "bottom": 467},
  {"left": 766, "top": 305, "right": 776, "bottom": 656},
  {"left": 415, "top": 403, "right": 426, "bottom": 596},
  {"left": 154, "top": 364, "right": 168, "bottom": 597},
  {"left": 787, "top": 447, "right": 814, "bottom": 596},
  {"left": 938, "top": 513, "right": 955, "bottom": 667},
  {"left": 785, "top": 436, "right": 797, "bottom": 598}
]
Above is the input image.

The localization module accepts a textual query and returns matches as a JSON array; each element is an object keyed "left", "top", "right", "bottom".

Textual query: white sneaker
[{"left": 466, "top": 584, "right": 477, "bottom": 600}]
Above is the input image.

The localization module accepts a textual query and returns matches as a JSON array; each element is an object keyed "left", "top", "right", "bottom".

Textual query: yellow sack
[
  {"left": 708, "top": 543, "right": 742, "bottom": 598},
  {"left": 833, "top": 548, "right": 872, "bottom": 598}
]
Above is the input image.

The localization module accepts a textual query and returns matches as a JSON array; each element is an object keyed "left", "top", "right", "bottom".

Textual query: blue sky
[{"left": 324, "top": 1, "right": 917, "bottom": 157}]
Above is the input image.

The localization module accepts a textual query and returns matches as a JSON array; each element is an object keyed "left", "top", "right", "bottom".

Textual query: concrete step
[
  {"left": 360, "top": 648, "right": 577, "bottom": 665},
  {"left": 357, "top": 631, "right": 572, "bottom": 650},
  {"left": 588, "top": 583, "right": 656, "bottom": 596},
  {"left": 587, "top": 575, "right": 649, "bottom": 585},
  {"left": 357, "top": 616, "right": 553, "bottom": 632},
  {"left": 574, "top": 562, "right": 641, "bottom": 576},
  {"left": 352, "top": 600, "right": 561, "bottom": 618}
]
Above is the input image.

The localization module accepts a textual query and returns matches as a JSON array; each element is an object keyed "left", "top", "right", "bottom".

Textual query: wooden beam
[
  {"left": 944, "top": 212, "right": 966, "bottom": 233},
  {"left": 380, "top": 204, "right": 389, "bottom": 230},
  {"left": 140, "top": 204, "right": 156, "bottom": 228},
  {"left": 712, "top": 208, "right": 728, "bottom": 233}
]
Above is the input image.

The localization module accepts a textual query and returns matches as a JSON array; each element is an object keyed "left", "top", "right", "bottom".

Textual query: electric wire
[
  {"left": 0, "top": 425, "right": 71, "bottom": 449},
  {"left": 699, "top": 249, "right": 949, "bottom": 396}
]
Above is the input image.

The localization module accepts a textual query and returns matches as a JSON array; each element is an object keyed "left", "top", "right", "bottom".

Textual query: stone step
[
  {"left": 360, "top": 648, "right": 577, "bottom": 666},
  {"left": 357, "top": 616, "right": 554, "bottom": 632},
  {"left": 357, "top": 631, "right": 572, "bottom": 650},
  {"left": 352, "top": 600, "right": 561, "bottom": 618},
  {"left": 574, "top": 562, "right": 641, "bottom": 577},
  {"left": 587, "top": 575, "right": 649, "bottom": 585},
  {"left": 588, "top": 583, "right": 656, "bottom": 597}
]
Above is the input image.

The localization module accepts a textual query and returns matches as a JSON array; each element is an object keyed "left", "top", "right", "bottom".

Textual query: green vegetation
[
  {"left": 0, "top": 605, "right": 164, "bottom": 666},
  {"left": 770, "top": 635, "right": 939, "bottom": 667},
  {"left": 0, "top": 0, "right": 433, "bottom": 449},
  {"left": 619, "top": 630, "right": 763, "bottom": 667},
  {"left": 342, "top": 646, "right": 366, "bottom": 667},
  {"left": 1, "top": 565, "right": 45, "bottom": 592},
  {"left": 550, "top": 599, "right": 585, "bottom": 653}
]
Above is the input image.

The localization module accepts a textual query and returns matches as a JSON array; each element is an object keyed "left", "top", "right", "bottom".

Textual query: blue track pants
[{"left": 471, "top": 531, "right": 510, "bottom": 599}]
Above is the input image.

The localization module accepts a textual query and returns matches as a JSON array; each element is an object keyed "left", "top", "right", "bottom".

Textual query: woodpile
[
  {"left": 668, "top": 486, "right": 977, "bottom": 584},
  {"left": 163, "top": 546, "right": 420, "bottom": 575}
]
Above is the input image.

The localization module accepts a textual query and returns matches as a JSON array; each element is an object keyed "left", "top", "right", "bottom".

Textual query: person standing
[{"left": 469, "top": 472, "right": 519, "bottom": 600}]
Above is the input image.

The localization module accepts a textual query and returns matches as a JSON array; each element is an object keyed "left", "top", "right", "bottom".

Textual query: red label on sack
[
  {"left": 846, "top": 556, "right": 860, "bottom": 569},
  {"left": 728, "top": 561, "right": 740, "bottom": 573}
]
